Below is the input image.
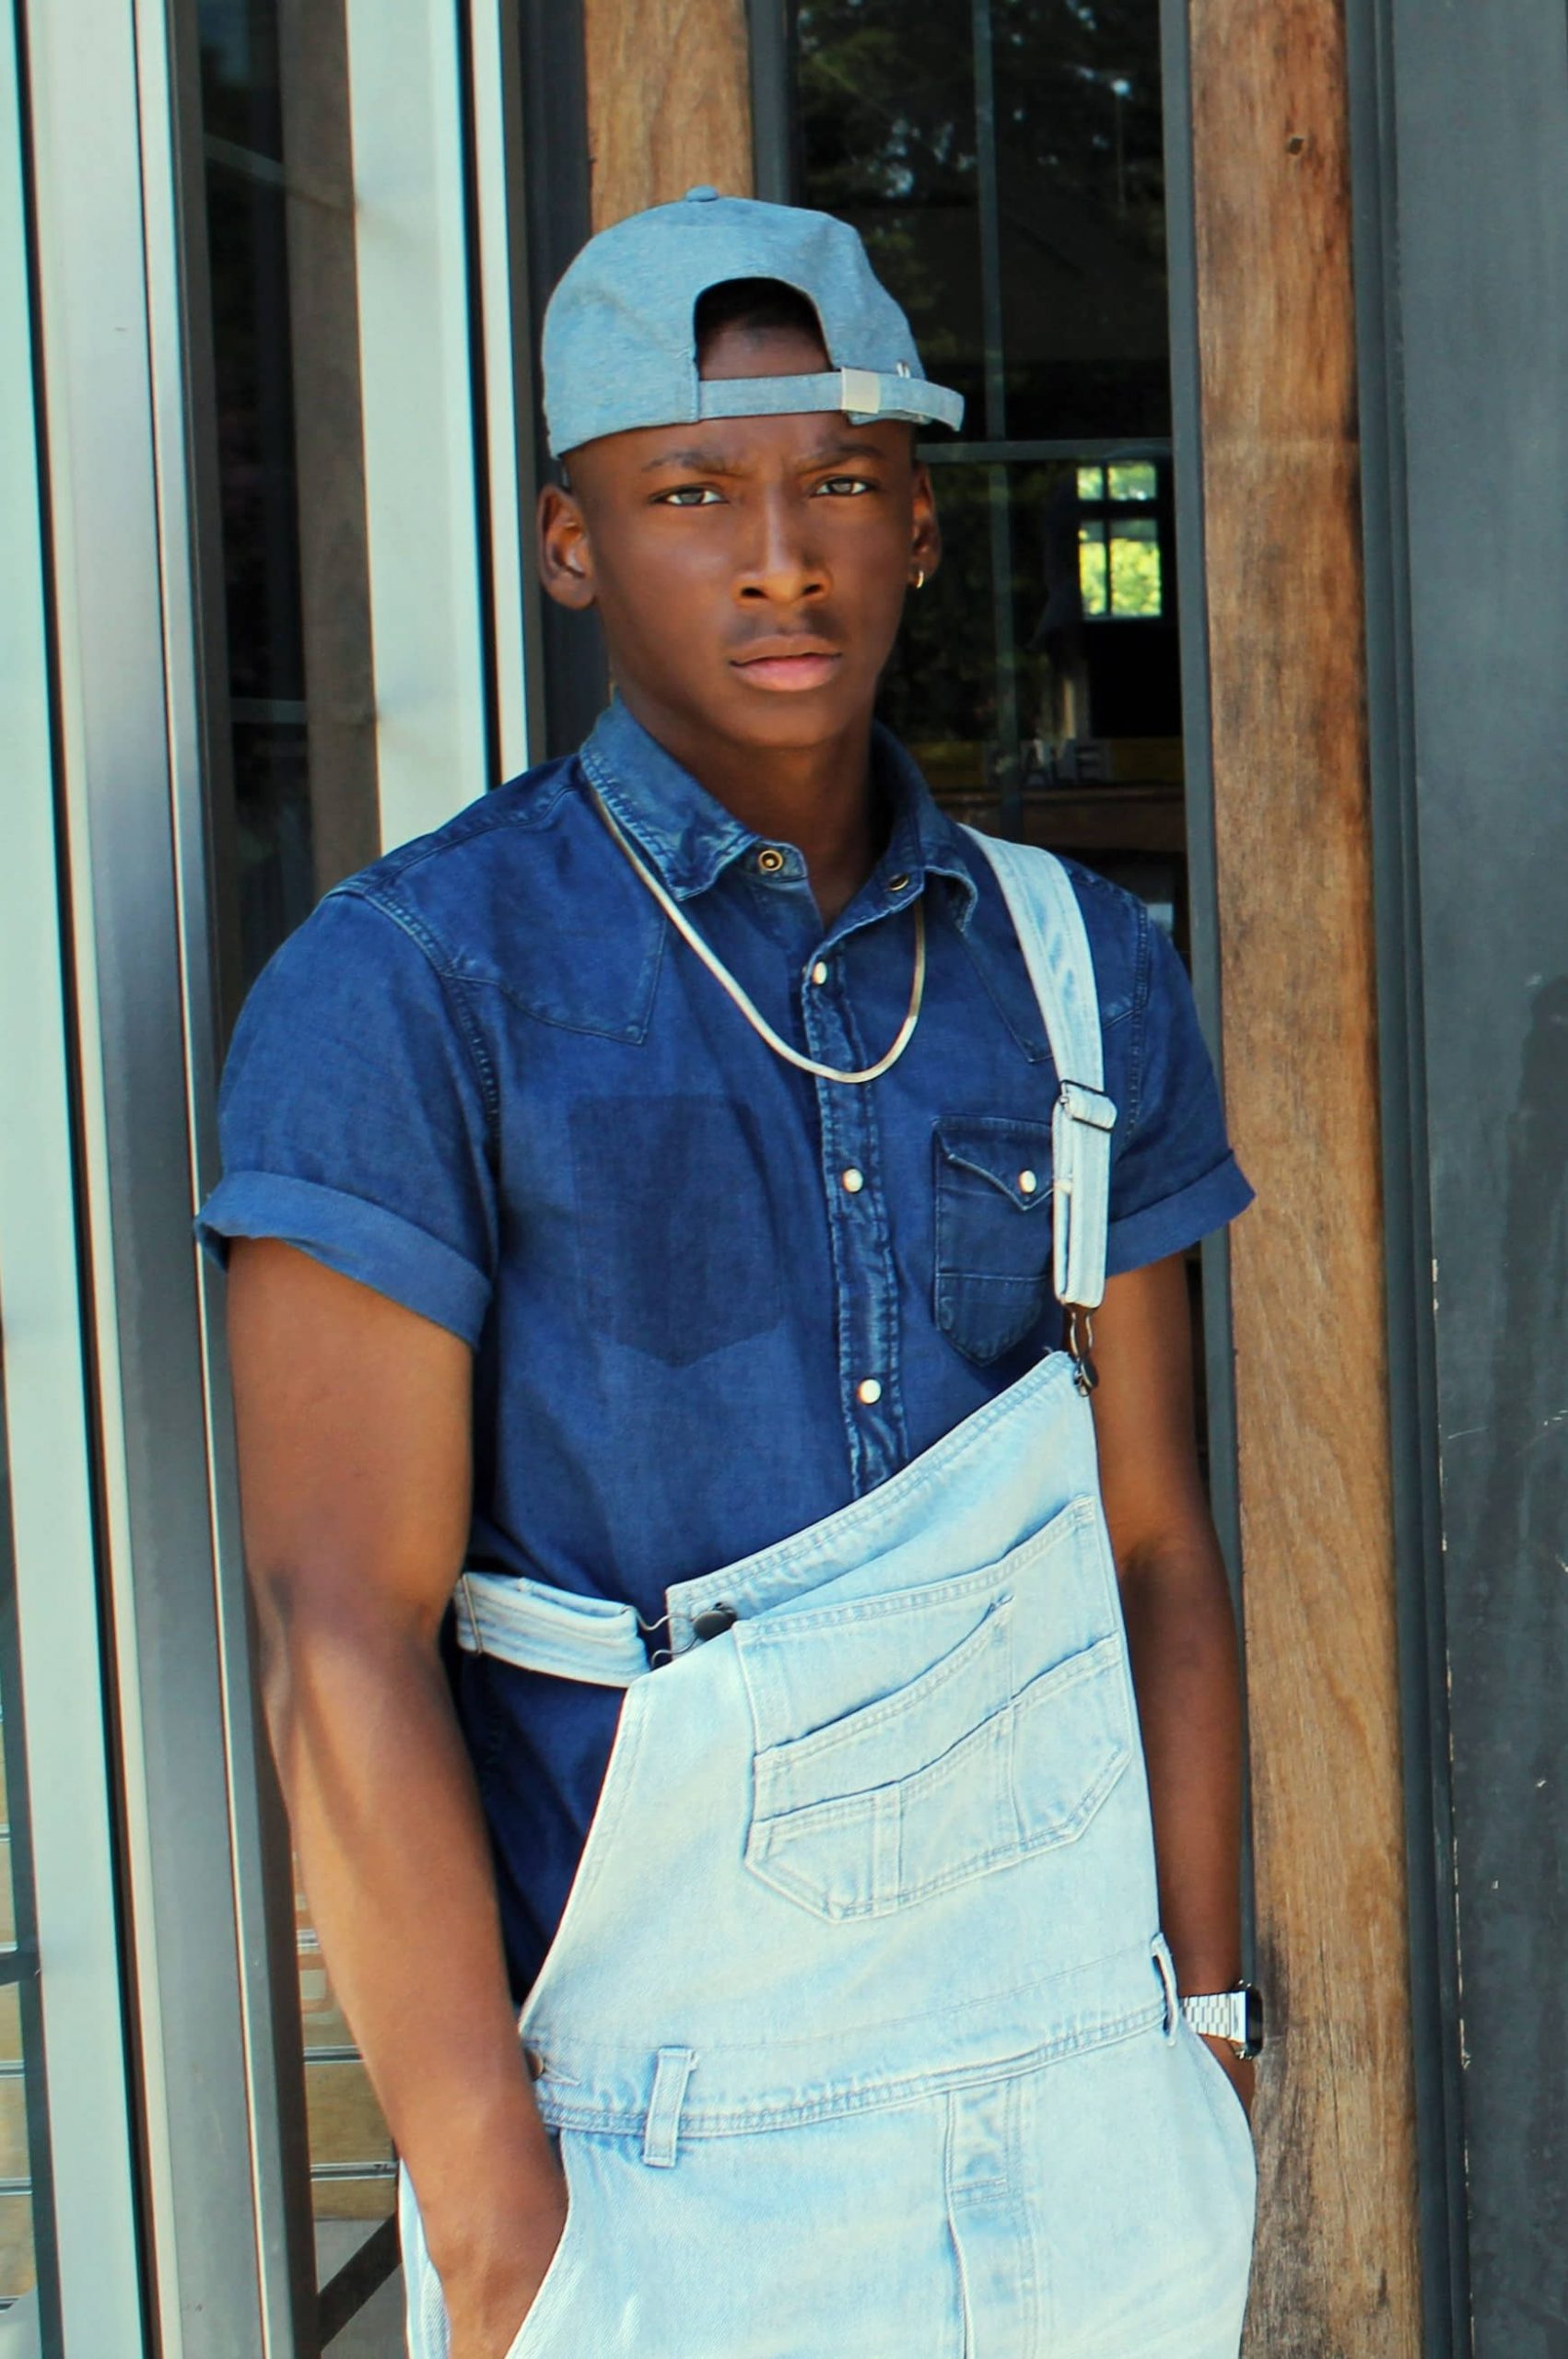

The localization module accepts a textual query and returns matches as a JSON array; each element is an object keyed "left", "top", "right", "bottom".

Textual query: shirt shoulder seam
[{"left": 326, "top": 884, "right": 502, "bottom": 1147}]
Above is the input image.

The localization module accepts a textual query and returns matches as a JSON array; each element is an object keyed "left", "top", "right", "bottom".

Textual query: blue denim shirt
[{"left": 196, "top": 698, "right": 1253, "bottom": 1996}]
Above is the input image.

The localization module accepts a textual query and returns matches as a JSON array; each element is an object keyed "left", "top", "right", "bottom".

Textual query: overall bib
[{"left": 400, "top": 838, "right": 1258, "bottom": 2358}]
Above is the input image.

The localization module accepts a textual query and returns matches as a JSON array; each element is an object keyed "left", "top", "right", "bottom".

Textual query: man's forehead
[
  {"left": 568, "top": 416, "right": 911, "bottom": 483},
  {"left": 637, "top": 429, "right": 896, "bottom": 475}
]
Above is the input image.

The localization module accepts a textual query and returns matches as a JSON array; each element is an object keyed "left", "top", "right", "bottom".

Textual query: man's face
[{"left": 538, "top": 320, "right": 942, "bottom": 757}]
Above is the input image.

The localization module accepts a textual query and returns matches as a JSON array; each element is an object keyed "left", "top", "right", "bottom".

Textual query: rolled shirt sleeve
[
  {"left": 194, "top": 888, "right": 497, "bottom": 1345},
  {"left": 1106, "top": 910, "right": 1254, "bottom": 1274}
]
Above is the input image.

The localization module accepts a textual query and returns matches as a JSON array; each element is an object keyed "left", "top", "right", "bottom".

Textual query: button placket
[{"left": 799, "top": 941, "right": 906, "bottom": 1492}]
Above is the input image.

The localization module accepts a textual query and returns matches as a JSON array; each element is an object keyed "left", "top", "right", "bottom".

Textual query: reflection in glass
[
  {"left": 1079, "top": 518, "right": 1108, "bottom": 618},
  {"left": 1107, "top": 461, "right": 1157, "bottom": 501},
  {"left": 194, "top": 3, "right": 398, "bottom": 2340},
  {"left": 198, "top": 0, "right": 379, "bottom": 1033},
  {"left": 1108, "top": 515, "right": 1161, "bottom": 617},
  {"left": 799, "top": 0, "right": 1167, "bottom": 444},
  {"left": 796, "top": 0, "right": 1184, "bottom": 886},
  {"left": 797, "top": 3, "right": 985, "bottom": 426}
]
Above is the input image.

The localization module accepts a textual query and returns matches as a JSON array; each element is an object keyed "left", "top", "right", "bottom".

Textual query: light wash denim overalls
[{"left": 401, "top": 836, "right": 1257, "bottom": 2358}]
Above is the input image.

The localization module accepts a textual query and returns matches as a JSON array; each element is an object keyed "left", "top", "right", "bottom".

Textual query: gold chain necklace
[{"left": 589, "top": 783, "right": 926, "bottom": 1086}]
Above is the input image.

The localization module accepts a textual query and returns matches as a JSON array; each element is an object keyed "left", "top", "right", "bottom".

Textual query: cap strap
[{"left": 696, "top": 369, "right": 965, "bottom": 431}]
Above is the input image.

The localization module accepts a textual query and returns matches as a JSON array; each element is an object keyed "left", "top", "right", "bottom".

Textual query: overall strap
[
  {"left": 960, "top": 828, "right": 1117, "bottom": 1337},
  {"left": 452, "top": 1567, "right": 651, "bottom": 1685}
]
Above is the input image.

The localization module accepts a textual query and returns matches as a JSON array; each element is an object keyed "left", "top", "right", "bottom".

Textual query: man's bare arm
[
  {"left": 1086, "top": 1250, "right": 1253, "bottom": 2112},
  {"left": 226, "top": 1237, "right": 562, "bottom": 2357}
]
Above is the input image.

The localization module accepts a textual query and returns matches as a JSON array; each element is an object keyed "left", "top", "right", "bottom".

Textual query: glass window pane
[
  {"left": 1079, "top": 518, "right": 1109, "bottom": 616},
  {"left": 799, "top": 2, "right": 1170, "bottom": 440},
  {"left": 199, "top": 0, "right": 379, "bottom": 1036},
  {"left": 1109, "top": 517, "right": 1162, "bottom": 617},
  {"left": 797, "top": 2, "right": 987, "bottom": 427},
  {"left": 1076, "top": 464, "right": 1106, "bottom": 499},
  {"left": 1106, "top": 460, "right": 1157, "bottom": 500},
  {"left": 990, "top": 6, "right": 1168, "bottom": 440}
]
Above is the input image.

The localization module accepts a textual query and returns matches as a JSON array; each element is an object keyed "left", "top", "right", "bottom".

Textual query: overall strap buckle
[
  {"left": 1063, "top": 1305, "right": 1099, "bottom": 1397},
  {"left": 1052, "top": 1076, "right": 1116, "bottom": 1318}
]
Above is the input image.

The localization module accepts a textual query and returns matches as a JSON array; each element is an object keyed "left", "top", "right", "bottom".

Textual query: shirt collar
[{"left": 576, "top": 695, "right": 979, "bottom": 926}]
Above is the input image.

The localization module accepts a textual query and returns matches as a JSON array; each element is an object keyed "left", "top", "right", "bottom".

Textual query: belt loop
[
  {"left": 641, "top": 2045, "right": 696, "bottom": 2168},
  {"left": 454, "top": 1571, "right": 483, "bottom": 1657},
  {"left": 1152, "top": 1932, "right": 1181, "bottom": 2042}
]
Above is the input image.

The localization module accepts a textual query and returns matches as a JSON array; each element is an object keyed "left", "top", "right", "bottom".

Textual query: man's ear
[
  {"left": 538, "top": 481, "right": 596, "bottom": 611},
  {"left": 910, "top": 459, "right": 942, "bottom": 584}
]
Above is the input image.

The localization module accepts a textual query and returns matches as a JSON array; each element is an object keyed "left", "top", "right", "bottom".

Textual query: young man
[{"left": 198, "top": 192, "right": 1260, "bottom": 2359}]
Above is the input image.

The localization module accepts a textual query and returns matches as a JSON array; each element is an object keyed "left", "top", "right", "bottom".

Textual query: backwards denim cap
[{"left": 542, "top": 186, "right": 965, "bottom": 458}]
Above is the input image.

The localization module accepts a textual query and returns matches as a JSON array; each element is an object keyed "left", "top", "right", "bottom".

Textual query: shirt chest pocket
[
  {"left": 932, "top": 1115, "right": 1057, "bottom": 1363},
  {"left": 731, "top": 1496, "right": 1133, "bottom": 1923}
]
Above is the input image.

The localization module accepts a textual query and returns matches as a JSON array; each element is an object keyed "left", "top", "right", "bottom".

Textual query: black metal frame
[
  {"left": 747, "top": 0, "right": 794, "bottom": 204},
  {"left": 1342, "top": 0, "right": 1500, "bottom": 2347}
]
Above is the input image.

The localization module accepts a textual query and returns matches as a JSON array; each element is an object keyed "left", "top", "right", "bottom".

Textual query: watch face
[{"left": 1243, "top": 1984, "right": 1265, "bottom": 2058}]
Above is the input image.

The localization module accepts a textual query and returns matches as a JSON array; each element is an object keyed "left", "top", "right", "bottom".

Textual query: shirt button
[
  {"left": 811, "top": 959, "right": 829, "bottom": 986},
  {"left": 1019, "top": 1168, "right": 1038, "bottom": 1195},
  {"left": 756, "top": 846, "right": 788, "bottom": 874},
  {"left": 856, "top": 1377, "right": 883, "bottom": 1406},
  {"left": 840, "top": 1167, "right": 864, "bottom": 1194},
  {"left": 885, "top": 871, "right": 911, "bottom": 894}
]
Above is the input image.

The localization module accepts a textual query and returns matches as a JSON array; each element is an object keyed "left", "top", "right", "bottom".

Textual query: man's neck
[{"left": 615, "top": 688, "right": 884, "bottom": 930}]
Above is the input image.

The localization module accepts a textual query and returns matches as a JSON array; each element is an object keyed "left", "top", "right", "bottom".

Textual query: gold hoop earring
[{"left": 910, "top": 567, "right": 926, "bottom": 591}]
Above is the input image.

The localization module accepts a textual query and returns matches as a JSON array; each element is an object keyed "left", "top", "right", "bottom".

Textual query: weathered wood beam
[
  {"left": 1188, "top": 0, "right": 1422, "bottom": 2348},
  {"left": 582, "top": 0, "right": 754, "bottom": 231}
]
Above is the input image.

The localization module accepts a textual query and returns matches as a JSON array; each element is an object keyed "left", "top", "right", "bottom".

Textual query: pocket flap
[{"left": 935, "top": 1115, "right": 1054, "bottom": 1211}]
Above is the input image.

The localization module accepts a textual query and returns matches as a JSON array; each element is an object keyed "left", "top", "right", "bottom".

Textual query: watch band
[{"left": 1179, "top": 1984, "right": 1264, "bottom": 2059}]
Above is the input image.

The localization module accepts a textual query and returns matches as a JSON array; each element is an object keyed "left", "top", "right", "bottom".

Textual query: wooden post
[
  {"left": 1188, "top": 0, "right": 1422, "bottom": 2347},
  {"left": 581, "top": 0, "right": 754, "bottom": 230}
]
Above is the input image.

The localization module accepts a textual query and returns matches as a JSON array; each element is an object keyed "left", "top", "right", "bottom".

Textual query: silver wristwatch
[{"left": 1180, "top": 1983, "right": 1264, "bottom": 2060}]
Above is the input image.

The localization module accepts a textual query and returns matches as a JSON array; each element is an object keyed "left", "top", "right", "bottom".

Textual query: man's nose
[{"left": 735, "top": 493, "right": 827, "bottom": 604}]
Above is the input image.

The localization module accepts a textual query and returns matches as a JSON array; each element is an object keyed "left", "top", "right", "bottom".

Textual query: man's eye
[
  {"left": 657, "top": 485, "right": 723, "bottom": 507},
  {"left": 814, "top": 475, "right": 874, "bottom": 496}
]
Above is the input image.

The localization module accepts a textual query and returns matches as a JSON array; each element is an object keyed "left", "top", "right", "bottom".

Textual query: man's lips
[{"left": 730, "top": 640, "right": 844, "bottom": 693}]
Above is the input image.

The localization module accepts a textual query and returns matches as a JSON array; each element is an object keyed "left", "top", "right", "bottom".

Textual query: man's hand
[
  {"left": 444, "top": 2166, "right": 568, "bottom": 2359},
  {"left": 1200, "top": 2035, "right": 1256, "bottom": 2122}
]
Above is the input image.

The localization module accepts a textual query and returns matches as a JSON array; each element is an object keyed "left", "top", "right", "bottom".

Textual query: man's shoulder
[
  {"left": 291, "top": 747, "right": 663, "bottom": 1045},
  {"left": 329, "top": 752, "right": 586, "bottom": 918}
]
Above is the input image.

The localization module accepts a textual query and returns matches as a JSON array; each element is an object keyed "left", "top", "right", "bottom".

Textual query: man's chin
[
  {"left": 715, "top": 681, "right": 871, "bottom": 751},
  {"left": 614, "top": 673, "right": 876, "bottom": 761}
]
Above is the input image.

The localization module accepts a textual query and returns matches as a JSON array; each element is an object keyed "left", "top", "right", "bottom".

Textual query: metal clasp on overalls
[
  {"left": 637, "top": 1602, "right": 674, "bottom": 1669},
  {"left": 1064, "top": 1305, "right": 1098, "bottom": 1396}
]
